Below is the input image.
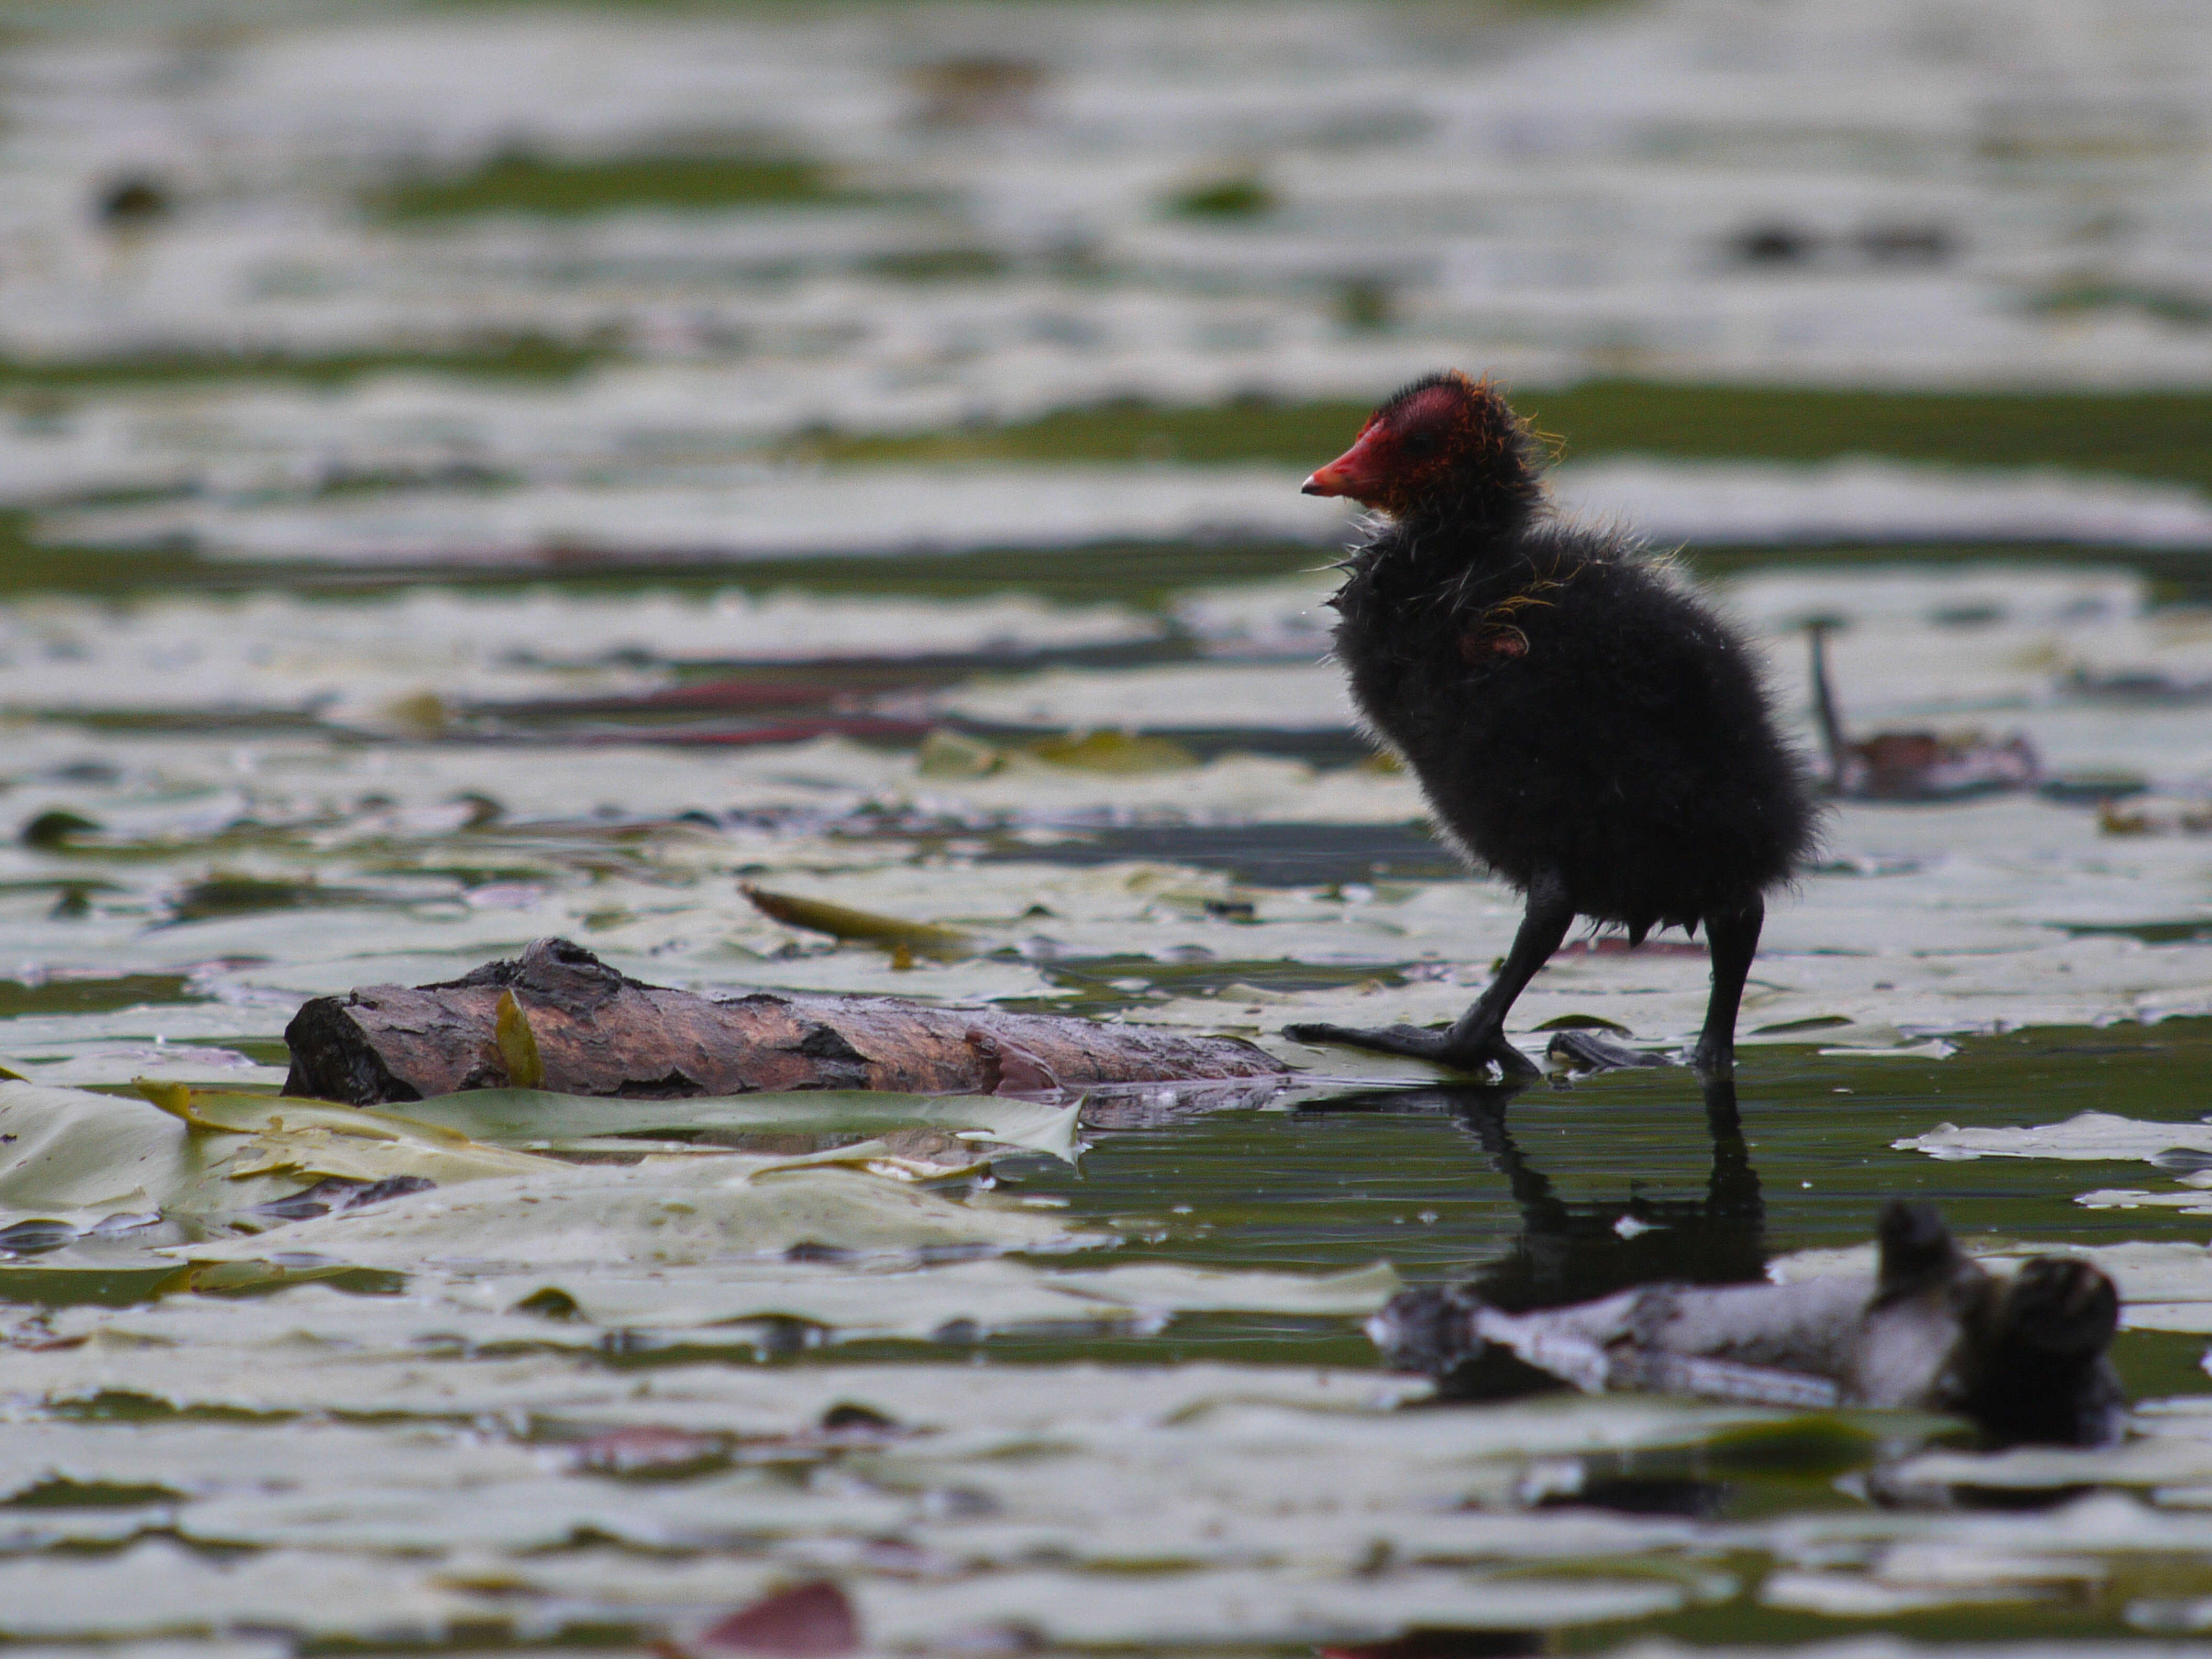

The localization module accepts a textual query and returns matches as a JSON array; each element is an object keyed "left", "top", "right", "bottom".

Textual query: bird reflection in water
[
  {"left": 1449, "top": 1075, "right": 1763, "bottom": 1316},
  {"left": 1302, "top": 1072, "right": 1765, "bottom": 1320},
  {"left": 1299, "top": 1072, "right": 1761, "bottom": 1527}
]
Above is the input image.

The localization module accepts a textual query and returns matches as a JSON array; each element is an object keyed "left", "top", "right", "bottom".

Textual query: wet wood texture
[{"left": 284, "top": 936, "right": 1285, "bottom": 1104}]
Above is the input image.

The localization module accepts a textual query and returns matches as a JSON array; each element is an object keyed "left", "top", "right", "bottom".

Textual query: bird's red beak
[{"left": 1302, "top": 421, "right": 1389, "bottom": 500}]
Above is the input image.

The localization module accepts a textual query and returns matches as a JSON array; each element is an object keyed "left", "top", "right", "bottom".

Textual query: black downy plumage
[{"left": 1285, "top": 371, "right": 1820, "bottom": 1076}]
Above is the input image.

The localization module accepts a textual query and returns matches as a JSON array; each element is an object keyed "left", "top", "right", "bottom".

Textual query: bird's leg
[
  {"left": 1287, "top": 872, "right": 1574, "bottom": 1076},
  {"left": 1699, "top": 1075, "right": 1764, "bottom": 1237},
  {"left": 1690, "top": 895, "right": 1764, "bottom": 1076}
]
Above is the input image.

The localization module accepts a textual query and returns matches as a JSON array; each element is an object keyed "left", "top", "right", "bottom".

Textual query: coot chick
[{"left": 1285, "top": 372, "right": 1818, "bottom": 1077}]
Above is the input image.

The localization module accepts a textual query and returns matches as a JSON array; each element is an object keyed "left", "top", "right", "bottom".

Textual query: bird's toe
[{"left": 1547, "top": 1028, "right": 1671, "bottom": 1073}]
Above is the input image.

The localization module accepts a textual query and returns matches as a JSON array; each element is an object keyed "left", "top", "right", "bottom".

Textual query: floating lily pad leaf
[
  {"left": 140, "top": 1085, "right": 566, "bottom": 1187},
  {"left": 1768, "top": 1236, "right": 2212, "bottom": 1335},
  {"left": 513, "top": 1265, "right": 1123, "bottom": 1345},
  {"left": 169, "top": 1158, "right": 1100, "bottom": 1271},
  {"left": 0, "top": 1081, "right": 563, "bottom": 1233},
  {"left": 740, "top": 883, "right": 974, "bottom": 959},
  {"left": 1816, "top": 1037, "right": 1960, "bottom": 1059},
  {"left": 383, "top": 1088, "right": 1083, "bottom": 1164},
  {"left": 1534, "top": 1013, "right": 1633, "bottom": 1033},
  {"left": 862, "top": 1565, "right": 1688, "bottom": 1649},
  {"left": 0, "top": 1539, "right": 484, "bottom": 1640},
  {"left": 0, "top": 1416, "right": 545, "bottom": 1506},
  {"left": 470, "top": 1256, "right": 1398, "bottom": 1340},
  {"left": 35, "top": 1279, "right": 614, "bottom": 1365},
  {"left": 1897, "top": 1112, "right": 2212, "bottom": 1163},
  {"left": 2077, "top": 1186, "right": 2212, "bottom": 1217},
  {"left": 1888, "top": 1433, "right": 2212, "bottom": 1495},
  {"left": 1758, "top": 1570, "right": 2053, "bottom": 1617},
  {"left": 0, "top": 1048, "right": 293, "bottom": 1091},
  {"left": 177, "top": 1466, "right": 912, "bottom": 1553},
  {"left": 0, "top": 1373, "right": 1775, "bottom": 1643},
  {"left": 491, "top": 1257, "right": 1137, "bottom": 1342},
  {"left": 1037, "top": 1260, "right": 1400, "bottom": 1317},
  {"left": 0, "top": 1081, "right": 213, "bottom": 1222},
  {"left": 19, "top": 1299, "right": 1432, "bottom": 1416}
]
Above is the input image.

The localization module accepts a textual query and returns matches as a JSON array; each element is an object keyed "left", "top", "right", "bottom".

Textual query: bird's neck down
[{"left": 1341, "top": 496, "right": 1548, "bottom": 604}]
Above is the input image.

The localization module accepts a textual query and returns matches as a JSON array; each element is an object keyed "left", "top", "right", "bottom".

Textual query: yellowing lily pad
[{"left": 740, "top": 883, "right": 975, "bottom": 959}]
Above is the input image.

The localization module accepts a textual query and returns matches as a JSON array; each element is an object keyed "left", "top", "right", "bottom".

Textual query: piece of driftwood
[
  {"left": 283, "top": 936, "right": 1285, "bottom": 1105},
  {"left": 1373, "top": 1199, "right": 2123, "bottom": 1447},
  {"left": 1810, "top": 624, "right": 2040, "bottom": 799}
]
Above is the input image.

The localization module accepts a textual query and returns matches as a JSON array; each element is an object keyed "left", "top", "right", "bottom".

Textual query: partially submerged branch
[
  {"left": 283, "top": 936, "right": 1286, "bottom": 1105},
  {"left": 1374, "top": 1199, "right": 2123, "bottom": 1447}
]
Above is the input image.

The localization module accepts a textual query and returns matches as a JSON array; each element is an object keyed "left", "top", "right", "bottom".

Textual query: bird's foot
[
  {"left": 1545, "top": 1028, "right": 1670, "bottom": 1074},
  {"left": 1282, "top": 1021, "right": 1539, "bottom": 1078},
  {"left": 1688, "top": 1035, "right": 1737, "bottom": 1079}
]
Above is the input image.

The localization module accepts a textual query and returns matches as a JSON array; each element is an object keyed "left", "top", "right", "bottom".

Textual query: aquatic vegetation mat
[
  {"left": 4, "top": 1, "right": 2212, "bottom": 1650},
  {"left": 1, "top": 1028, "right": 2211, "bottom": 1649}
]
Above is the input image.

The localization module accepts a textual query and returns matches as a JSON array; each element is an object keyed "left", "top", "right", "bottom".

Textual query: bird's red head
[{"left": 1302, "top": 370, "right": 1540, "bottom": 522}]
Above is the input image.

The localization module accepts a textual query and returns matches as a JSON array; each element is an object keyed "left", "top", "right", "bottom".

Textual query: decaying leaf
[
  {"left": 494, "top": 991, "right": 546, "bottom": 1088},
  {"left": 1023, "top": 729, "right": 1197, "bottom": 773},
  {"left": 1808, "top": 624, "right": 2040, "bottom": 799},
  {"left": 915, "top": 728, "right": 1002, "bottom": 778},
  {"left": 739, "top": 885, "right": 974, "bottom": 959},
  {"left": 692, "top": 1580, "right": 858, "bottom": 1657}
]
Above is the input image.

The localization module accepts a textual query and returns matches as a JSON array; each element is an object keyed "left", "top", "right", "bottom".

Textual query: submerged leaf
[{"left": 19, "top": 810, "right": 101, "bottom": 849}]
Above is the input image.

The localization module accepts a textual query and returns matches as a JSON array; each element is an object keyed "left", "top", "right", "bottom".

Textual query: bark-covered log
[
  {"left": 1374, "top": 1199, "right": 2123, "bottom": 1448},
  {"left": 283, "top": 936, "right": 1286, "bottom": 1105}
]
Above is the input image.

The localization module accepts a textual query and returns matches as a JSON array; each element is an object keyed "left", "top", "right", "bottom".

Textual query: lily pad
[
  {"left": 1897, "top": 1112, "right": 2212, "bottom": 1163},
  {"left": 381, "top": 1088, "right": 1084, "bottom": 1163},
  {"left": 168, "top": 1157, "right": 1101, "bottom": 1272}
]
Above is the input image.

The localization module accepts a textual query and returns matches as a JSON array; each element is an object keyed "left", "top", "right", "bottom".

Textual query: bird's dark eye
[{"left": 1403, "top": 430, "right": 1441, "bottom": 457}]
